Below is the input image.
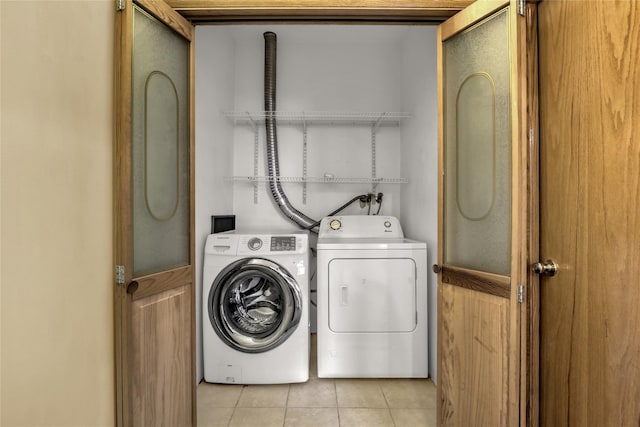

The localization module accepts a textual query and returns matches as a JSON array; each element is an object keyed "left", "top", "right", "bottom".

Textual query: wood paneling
[
  {"left": 438, "top": 0, "right": 507, "bottom": 40},
  {"left": 129, "top": 285, "right": 193, "bottom": 426},
  {"left": 523, "top": 3, "right": 539, "bottom": 426},
  {"left": 138, "top": 0, "right": 194, "bottom": 40},
  {"left": 114, "top": 3, "right": 135, "bottom": 424},
  {"left": 441, "top": 265, "right": 511, "bottom": 299},
  {"left": 437, "top": 2, "right": 537, "bottom": 425},
  {"left": 114, "top": 1, "right": 196, "bottom": 425},
  {"left": 439, "top": 283, "right": 510, "bottom": 426},
  {"left": 438, "top": 0, "right": 538, "bottom": 426},
  {"left": 130, "top": 265, "right": 193, "bottom": 301},
  {"left": 538, "top": 1, "right": 640, "bottom": 425},
  {"left": 166, "top": 0, "right": 473, "bottom": 21}
]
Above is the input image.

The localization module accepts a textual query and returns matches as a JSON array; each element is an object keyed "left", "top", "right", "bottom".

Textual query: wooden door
[
  {"left": 538, "top": 1, "right": 640, "bottom": 425},
  {"left": 114, "top": 1, "right": 195, "bottom": 426},
  {"left": 436, "top": 1, "right": 538, "bottom": 425}
]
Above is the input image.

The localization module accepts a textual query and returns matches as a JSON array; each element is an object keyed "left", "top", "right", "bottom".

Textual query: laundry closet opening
[{"left": 194, "top": 23, "right": 439, "bottom": 383}]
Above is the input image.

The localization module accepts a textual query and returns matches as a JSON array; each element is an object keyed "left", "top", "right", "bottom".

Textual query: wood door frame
[
  {"left": 165, "top": 0, "right": 474, "bottom": 22},
  {"left": 114, "top": 0, "right": 196, "bottom": 425},
  {"left": 522, "top": 3, "right": 539, "bottom": 426},
  {"left": 113, "top": 0, "right": 539, "bottom": 426}
]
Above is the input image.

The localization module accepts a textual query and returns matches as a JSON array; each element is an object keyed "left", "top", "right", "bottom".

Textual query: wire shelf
[
  {"left": 225, "top": 109, "right": 411, "bottom": 203},
  {"left": 223, "top": 110, "right": 411, "bottom": 126},
  {"left": 226, "top": 176, "right": 408, "bottom": 184}
]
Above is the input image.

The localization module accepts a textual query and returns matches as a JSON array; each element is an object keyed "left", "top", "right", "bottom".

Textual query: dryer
[
  {"left": 203, "top": 230, "right": 309, "bottom": 384},
  {"left": 316, "top": 215, "right": 428, "bottom": 378}
]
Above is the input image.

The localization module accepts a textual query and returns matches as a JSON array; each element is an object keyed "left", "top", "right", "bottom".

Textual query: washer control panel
[
  {"left": 270, "top": 236, "right": 297, "bottom": 251},
  {"left": 247, "top": 237, "right": 263, "bottom": 251},
  {"left": 206, "top": 232, "right": 309, "bottom": 256},
  {"left": 318, "top": 215, "right": 404, "bottom": 239}
]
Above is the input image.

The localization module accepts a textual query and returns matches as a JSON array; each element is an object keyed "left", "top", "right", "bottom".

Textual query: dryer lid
[{"left": 317, "top": 237, "right": 426, "bottom": 250}]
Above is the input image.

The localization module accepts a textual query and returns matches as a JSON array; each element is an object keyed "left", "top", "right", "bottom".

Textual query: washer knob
[
  {"left": 248, "top": 237, "right": 263, "bottom": 250},
  {"left": 384, "top": 220, "right": 392, "bottom": 228},
  {"left": 329, "top": 219, "right": 342, "bottom": 230}
]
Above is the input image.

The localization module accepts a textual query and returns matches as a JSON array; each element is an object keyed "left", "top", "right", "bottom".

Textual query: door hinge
[
  {"left": 116, "top": 265, "right": 125, "bottom": 285},
  {"left": 517, "top": 0, "right": 526, "bottom": 17},
  {"left": 517, "top": 284, "right": 526, "bottom": 304},
  {"left": 116, "top": 0, "right": 125, "bottom": 12},
  {"left": 529, "top": 127, "right": 535, "bottom": 145}
]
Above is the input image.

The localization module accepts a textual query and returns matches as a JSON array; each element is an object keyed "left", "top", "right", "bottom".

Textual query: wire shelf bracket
[{"left": 224, "top": 110, "right": 411, "bottom": 204}]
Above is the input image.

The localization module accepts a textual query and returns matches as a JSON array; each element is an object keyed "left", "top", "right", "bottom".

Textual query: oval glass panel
[
  {"left": 456, "top": 73, "right": 496, "bottom": 220},
  {"left": 145, "top": 71, "right": 179, "bottom": 221}
]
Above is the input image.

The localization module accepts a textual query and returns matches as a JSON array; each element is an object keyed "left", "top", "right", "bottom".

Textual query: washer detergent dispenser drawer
[{"left": 329, "top": 258, "right": 416, "bottom": 333}]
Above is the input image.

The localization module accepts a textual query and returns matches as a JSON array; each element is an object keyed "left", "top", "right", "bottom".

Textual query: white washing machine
[
  {"left": 316, "top": 215, "right": 428, "bottom": 378},
  {"left": 203, "top": 230, "right": 309, "bottom": 384}
]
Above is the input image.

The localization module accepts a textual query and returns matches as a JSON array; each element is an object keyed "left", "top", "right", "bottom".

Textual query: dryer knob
[{"left": 330, "top": 219, "right": 342, "bottom": 230}]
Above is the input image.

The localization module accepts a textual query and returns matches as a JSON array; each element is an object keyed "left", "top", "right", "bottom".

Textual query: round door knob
[
  {"left": 532, "top": 260, "right": 558, "bottom": 277},
  {"left": 432, "top": 264, "right": 442, "bottom": 274}
]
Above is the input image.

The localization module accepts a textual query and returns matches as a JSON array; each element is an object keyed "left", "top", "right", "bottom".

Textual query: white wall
[
  {"left": 195, "top": 27, "right": 236, "bottom": 381},
  {"left": 195, "top": 24, "right": 439, "bottom": 382},
  {"left": 228, "top": 25, "right": 406, "bottom": 231},
  {"left": 400, "top": 26, "right": 439, "bottom": 382},
  {"left": 1, "top": 1, "right": 114, "bottom": 424}
]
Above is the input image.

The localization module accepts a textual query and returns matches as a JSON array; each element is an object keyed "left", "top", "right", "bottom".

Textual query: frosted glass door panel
[
  {"left": 328, "top": 258, "right": 416, "bottom": 333},
  {"left": 132, "top": 6, "right": 190, "bottom": 277},
  {"left": 443, "top": 9, "right": 511, "bottom": 275}
]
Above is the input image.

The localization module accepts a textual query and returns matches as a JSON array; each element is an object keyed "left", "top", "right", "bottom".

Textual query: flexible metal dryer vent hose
[{"left": 263, "top": 31, "right": 318, "bottom": 230}]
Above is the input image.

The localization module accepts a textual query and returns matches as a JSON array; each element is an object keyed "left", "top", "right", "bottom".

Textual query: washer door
[{"left": 209, "top": 258, "right": 302, "bottom": 353}]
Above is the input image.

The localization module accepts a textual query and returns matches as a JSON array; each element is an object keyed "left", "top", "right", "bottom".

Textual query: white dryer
[
  {"left": 316, "top": 215, "right": 428, "bottom": 378},
  {"left": 203, "top": 231, "right": 309, "bottom": 384}
]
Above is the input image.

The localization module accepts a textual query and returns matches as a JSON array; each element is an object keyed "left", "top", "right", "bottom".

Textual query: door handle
[
  {"left": 532, "top": 260, "right": 558, "bottom": 277},
  {"left": 340, "top": 285, "right": 348, "bottom": 306},
  {"left": 432, "top": 264, "right": 442, "bottom": 274},
  {"left": 127, "top": 280, "right": 139, "bottom": 294}
]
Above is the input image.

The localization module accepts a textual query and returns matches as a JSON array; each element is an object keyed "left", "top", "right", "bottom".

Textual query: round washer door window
[{"left": 209, "top": 257, "right": 302, "bottom": 353}]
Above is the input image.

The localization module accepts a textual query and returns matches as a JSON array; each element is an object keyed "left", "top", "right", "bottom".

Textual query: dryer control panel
[{"left": 318, "top": 215, "right": 404, "bottom": 239}]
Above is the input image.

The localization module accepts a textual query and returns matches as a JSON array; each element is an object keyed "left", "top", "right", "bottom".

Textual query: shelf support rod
[
  {"left": 372, "top": 112, "right": 386, "bottom": 133},
  {"left": 371, "top": 123, "right": 377, "bottom": 193},
  {"left": 302, "top": 115, "right": 308, "bottom": 204},
  {"left": 371, "top": 113, "right": 385, "bottom": 193},
  {"left": 246, "top": 111, "right": 259, "bottom": 204}
]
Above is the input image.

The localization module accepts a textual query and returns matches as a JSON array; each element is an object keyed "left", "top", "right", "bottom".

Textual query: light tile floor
[{"left": 198, "top": 335, "right": 436, "bottom": 427}]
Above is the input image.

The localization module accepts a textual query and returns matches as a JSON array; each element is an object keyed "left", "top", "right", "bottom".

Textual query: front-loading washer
[
  {"left": 316, "top": 215, "right": 428, "bottom": 378},
  {"left": 203, "top": 230, "right": 309, "bottom": 384}
]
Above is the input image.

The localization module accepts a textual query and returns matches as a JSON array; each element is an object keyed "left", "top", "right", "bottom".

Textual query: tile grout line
[
  {"left": 334, "top": 379, "right": 342, "bottom": 426},
  {"left": 380, "top": 383, "right": 398, "bottom": 427},
  {"left": 229, "top": 385, "right": 245, "bottom": 427},
  {"left": 198, "top": 375, "right": 435, "bottom": 426},
  {"left": 283, "top": 384, "right": 291, "bottom": 427}
]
